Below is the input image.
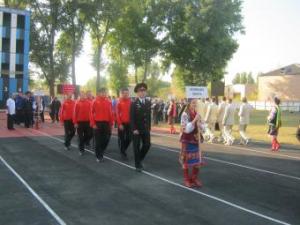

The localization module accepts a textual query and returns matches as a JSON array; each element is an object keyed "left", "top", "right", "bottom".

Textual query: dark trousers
[
  {"left": 7, "top": 114, "right": 14, "bottom": 129},
  {"left": 94, "top": 121, "right": 111, "bottom": 159},
  {"left": 40, "top": 111, "right": 45, "bottom": 122},
  {"left": 77, "top": 121, "right": 92, "bottom": 152},
  {"left": 16, "top": 109, "right": 23, "bottom": 124},
  {"left": 64, "top": 120, "right": 75, "bottom": 147},
  {"left": 24, "top": 112, "right": 33, "bottom": 128},
  {"left": 133, "top": 131, "right": 151, "bottom": 168},
  {"left": 118, "top": 123, "right": 132, "bottom": 155}
]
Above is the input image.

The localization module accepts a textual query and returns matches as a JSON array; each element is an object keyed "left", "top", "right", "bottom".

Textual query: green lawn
[{"left": 155, "top": 110, "right": 300, "bottom": 146}]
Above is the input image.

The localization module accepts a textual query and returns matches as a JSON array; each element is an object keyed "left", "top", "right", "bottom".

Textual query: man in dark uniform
[{"left": 130, "top": 83, "right": 151, "bottom": 172}]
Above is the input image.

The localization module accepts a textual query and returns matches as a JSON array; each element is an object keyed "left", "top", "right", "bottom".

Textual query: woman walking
[
  {"left": 267, "top": 97, "right": 282, "bottom": 151},
  {"left": 179, "top": 99, "right": 203, "bottom": 188}
]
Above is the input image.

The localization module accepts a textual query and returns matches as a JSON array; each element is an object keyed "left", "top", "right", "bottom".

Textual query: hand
[
  {"left": 74, "top": 124, "right": 78, "bottom": 129},
  {"left": 93, "top": 125, "right": 97, "bottom": 129},
  {"left": 133, "top": 130, "right": 139, "bottom": 135},
  {"left": 119, "top": 124, "right": 124, "bottom": 130}
]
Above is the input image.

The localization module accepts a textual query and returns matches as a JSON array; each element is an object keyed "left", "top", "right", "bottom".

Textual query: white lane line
[
  {"left": 0, "top": 155, "right": 67, "bottom": 225},
  {"left": 31, "top": 129, "right": 291, "bottom": 225},
  {"left": 152, "top": 144, "right": 300, "bottom": 182},
  {"left": 151, "top": 132, "right": 300, "bottom": 160}
]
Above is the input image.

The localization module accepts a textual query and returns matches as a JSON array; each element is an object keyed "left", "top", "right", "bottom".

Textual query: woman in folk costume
[
  {"left": 168, "top": 99, "right": 177, "bottom": 134},
  {"left": 179, "top": 99, "right": 204, "bottom": 188},
  {"left": 267, "top": 97, "right": 282, "bottom": 151}
]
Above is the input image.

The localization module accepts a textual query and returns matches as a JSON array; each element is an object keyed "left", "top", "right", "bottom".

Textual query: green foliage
[
  {"left": 232, "top": 72, "right": 255, "bottom": 84},
  {"left": 108, "top": 62, "right": 129, "bottom": 96},
  {"left": 161, "top": 0, "right": 244, "bottom": 86}
]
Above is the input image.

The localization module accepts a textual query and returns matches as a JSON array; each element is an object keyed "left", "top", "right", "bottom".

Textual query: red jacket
[
  {"left": 90, "top": 96, "right": 114, "bottom": 127},
  {"left": 73, "top": 99, "right": 91, "bottom": 124},
  {"left": 60, "top": 99, "right": 75, "bottom": 122},
  {"left": 116, "top": 98, "right": 131, "bottom": 126}
]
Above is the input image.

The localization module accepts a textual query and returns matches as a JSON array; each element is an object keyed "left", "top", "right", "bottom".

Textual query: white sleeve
[{"left": 181, "top": 112, "right": 195, "bottom": 134}]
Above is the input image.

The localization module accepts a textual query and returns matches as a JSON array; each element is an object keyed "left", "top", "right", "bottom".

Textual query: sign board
[
  {"left": 185, "top": 86, "right": 208, "bottom": 99},
  {"left": 34, "top": 90, "right": 45, "bottom": 96},
  {"left": 57, "top": 84, "right": 78, "bottom": 95}
]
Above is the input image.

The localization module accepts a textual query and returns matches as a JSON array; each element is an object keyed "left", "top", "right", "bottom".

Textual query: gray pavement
[{"left": 0, "top": 130, "right": 299, "bottom": 225}]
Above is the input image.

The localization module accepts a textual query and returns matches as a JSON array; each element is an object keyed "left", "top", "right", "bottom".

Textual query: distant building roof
[{"left": 259, "top": 64, "right": 300, "bottom": 77}]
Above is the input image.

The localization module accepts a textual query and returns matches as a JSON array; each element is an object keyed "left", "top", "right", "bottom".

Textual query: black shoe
[
  {"left": 135, "top": 167, "right": 142, "bottom": 172},
  {"left": 96, "top": 156, "right": 104, "bottom": 163},
  {"left": 121, "top": 152, "right": 128, "bottom": 161}
]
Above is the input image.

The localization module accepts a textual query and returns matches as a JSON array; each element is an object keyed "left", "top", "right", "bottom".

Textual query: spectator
[{"left": 6, "top": 94, "right": 16, "bottom": 130}]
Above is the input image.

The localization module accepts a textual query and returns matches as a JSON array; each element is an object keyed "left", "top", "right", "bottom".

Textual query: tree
[
  {"left": 108, "top": 61, "right": 129, "bottom": 96},
  {"left": 59, "top": 0, "right": 86, "bottom": 86},
  {"left": 232, "top": 72, "right": 255, "bottom": 84},
  {"left": 107, "top": 0, "right": 161, "bottom": 84},
  {"left": 160, "top": 0, "right": 244, "bottom": 86},
  {"left": 30, "top": 0, "right": 69, "bottom": 96},
  {"left": 82, "top": 0, "right": 122, "bottom": 92}
]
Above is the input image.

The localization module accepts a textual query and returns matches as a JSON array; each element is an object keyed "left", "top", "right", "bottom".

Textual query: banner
[{"left": 185, "top": 86, "right": 208, "bottom": 99}]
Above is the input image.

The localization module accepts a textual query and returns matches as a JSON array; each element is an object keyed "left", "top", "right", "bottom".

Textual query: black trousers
[
  {"left": 24, "top": 112, "right": 33, "bottom": 128},
  {"left": 94, "top": 121, "right": 111, "bottom": 159},
  {"left": 118, "top": 123, "right": 132, "bottom": 154},
  {"left": 132, "top": 131, "right": 151, "bottom": 168},
  {"left": 15, "top": 109, "right": 23, "bottom": 124},
  {"left": 64, "top": 120, "right": 75, "bottom": 147},
  {"left": 77, "top": 121, "right": 92, "bottom": 152},
  {"left": 7, "top": 114, "right": 14, "bottom": 129}
]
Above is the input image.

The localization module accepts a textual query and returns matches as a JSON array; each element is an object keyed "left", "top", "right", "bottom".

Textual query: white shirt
[
  {"left": 238, "top": 103, "right": 253, "bottom": 125},
  {"left": 223, "top": 103, "right": 235, "bottom": 125},
  {"left": 205, "top": 102, "right": 218, "bottom": 123},
  {"left": 6, "top": 98, "right": 16, "bottom": 115},
  {"left": 217, "top": 101, "right": 227, "bottom": 122}
]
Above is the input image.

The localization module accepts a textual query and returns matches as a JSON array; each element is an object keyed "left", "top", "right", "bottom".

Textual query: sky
[{"left": 75, "top": 0, "right": 300, "bottom": 85}]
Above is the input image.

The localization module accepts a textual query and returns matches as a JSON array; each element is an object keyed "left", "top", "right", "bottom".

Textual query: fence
[{"left": 248, "top": 101, "right": 300, "bottom": 112}]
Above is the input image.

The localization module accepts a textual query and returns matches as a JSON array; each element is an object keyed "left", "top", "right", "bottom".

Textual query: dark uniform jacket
[{"left": 130, "top": 98, "right": 151, "bottom": 133}]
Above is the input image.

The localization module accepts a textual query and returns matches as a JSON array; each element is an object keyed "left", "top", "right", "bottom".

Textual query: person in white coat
[
  {"left": 217, "top": 97, "right": 227, "bottom": 142},
  {"left": 238, "top": 97, "right": 253, "bottom": 145},
  {"left": 222, "top": 98, "right": 235, "bottom": 145},
  {"left": 6, "top": 94, "right": 16, "bottom": 130},
  {"left": 204, "top": 97, "right": 218, "bottom": 143}
]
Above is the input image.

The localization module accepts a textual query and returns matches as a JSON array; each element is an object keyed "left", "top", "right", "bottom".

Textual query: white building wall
[{"left": 9, "top": 13, "right": 17, "bottom": 78}]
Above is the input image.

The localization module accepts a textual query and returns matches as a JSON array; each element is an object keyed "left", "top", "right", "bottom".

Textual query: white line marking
[
  {"left": 151, "top": 132, "right": 300, "bottom": 160},
  {"left": 30, "top": 129, "right": 291, "bottom": 225},
  {"left": 151, "top": 144, "right": 300, "bottom": 181},
  {"left": 0, "top": 155, "right": 67, "bottom": 225}
]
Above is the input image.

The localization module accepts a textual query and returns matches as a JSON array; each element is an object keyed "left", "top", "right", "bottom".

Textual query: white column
[
  {"left": 9, "top": 13, "right": 17, "bottom": 78},
  {"left": 0, "top": 12, "right": 3, "bottom": 74}
]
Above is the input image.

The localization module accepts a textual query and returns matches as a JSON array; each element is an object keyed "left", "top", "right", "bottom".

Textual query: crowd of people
[{"left": 5, "top": 83, "right": 297, "bottom": 188}]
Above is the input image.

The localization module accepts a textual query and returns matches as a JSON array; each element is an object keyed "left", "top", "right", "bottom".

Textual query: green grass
[{"left": 155, "top": 110, "right": 300, "bottom": 146}]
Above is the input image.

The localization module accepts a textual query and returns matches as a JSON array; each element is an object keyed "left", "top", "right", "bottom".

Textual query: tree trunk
[
  {"left": 96, "top": 45, "right": 102, "bottom": 92},
  {"left": 71, "top": 51, "right": 76, "bottom": 85},
  {"left": 134, "top": 64, "right": 138, "bottom": 84},
  {"left": 142, "top": 61, "right": 149, "bottom": 82},
  {"left": 49, "top": 80, "right": 55, "bottom": 97}
]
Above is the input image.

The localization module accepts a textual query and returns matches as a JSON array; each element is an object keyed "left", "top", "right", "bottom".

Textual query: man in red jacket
[
  {"left": 60, "top": 93, "right": 76, "bottom": 150},
  {"left": 90, "top": 88, "right": 114, "bottom": 162},
  {"left": 73, "top": 92, "right": 92, "bottom": 155},
  {"left": 116, "top": 88, "right": 132, "bottom": 160}
]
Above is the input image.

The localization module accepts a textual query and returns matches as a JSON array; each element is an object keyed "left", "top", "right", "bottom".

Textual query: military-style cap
[{"left": 134, "top": 83, "right": 148, "bottom": 93}]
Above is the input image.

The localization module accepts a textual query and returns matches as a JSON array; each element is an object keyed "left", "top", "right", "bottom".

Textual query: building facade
[
  {"left": 0, "top": 7, "right": 30, "bottom": 107},
  {"left": 258, "top": 64, "right": 300, "bottom": 101}
]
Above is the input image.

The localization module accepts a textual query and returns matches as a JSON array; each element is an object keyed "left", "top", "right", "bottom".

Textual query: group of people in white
[{"left": 197, "top": 96, "right": 253, "bottom": 146}]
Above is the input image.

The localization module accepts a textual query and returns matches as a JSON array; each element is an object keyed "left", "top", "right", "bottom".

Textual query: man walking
[
  {"left": 204, "top": 97, "right": 218, "bottom": 143},
  {"left": 90, "top": 88, "right": 114, "bottom": 162},
  {"left": 73, "top": 92, "right": 92, "bottom": 155},
  {"left": 6, "top": 94, "right": 15, "bottom": 130},
  {"left": 238, "top": 97, "right": 253, "bottom": 145},
  {"left": 130, "top": 83, "right": 151, "bottom": 172},
  {"left": 222, "top": 98, "right": 235, "bottom": 145},
  {"left": 217, "top": 97, "right": 227, "bottom": 142},
  {"left": 116, "top": 88, "right": 132, "bottom": 160},
  {"left": 60, "top": 93, "right": 76, "bottom": 150}
]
